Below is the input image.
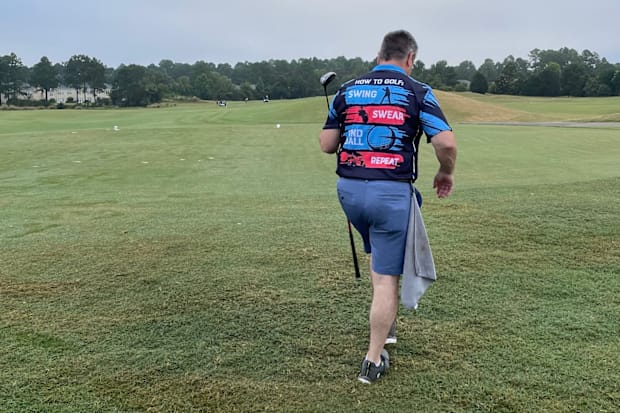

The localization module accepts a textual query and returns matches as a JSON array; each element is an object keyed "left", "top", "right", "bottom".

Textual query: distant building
[{"left": 1, "top": 85, "right": 111, "bottom": 104}]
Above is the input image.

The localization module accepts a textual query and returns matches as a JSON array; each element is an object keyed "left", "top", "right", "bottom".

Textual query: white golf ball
[{"left": 276, "top": 124, "right": 281, "bottom": 128}]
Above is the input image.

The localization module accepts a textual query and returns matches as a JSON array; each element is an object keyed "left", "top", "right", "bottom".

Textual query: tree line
[{"left": 1, "top": 47, "right": 619, "bottom": 107}]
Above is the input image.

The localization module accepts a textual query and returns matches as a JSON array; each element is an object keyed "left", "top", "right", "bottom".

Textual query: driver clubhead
[{"left": 320, "top": 71, "right": 337, "bottom": 86}]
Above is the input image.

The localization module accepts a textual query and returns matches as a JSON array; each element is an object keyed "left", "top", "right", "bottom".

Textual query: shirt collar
[{"left": 372, "top": 64, "right": 406, "bottom": 74}]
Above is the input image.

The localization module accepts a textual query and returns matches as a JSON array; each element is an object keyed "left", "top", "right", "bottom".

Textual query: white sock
[{"left": 364, "top": 355, "right": 381, "bottom": 367}]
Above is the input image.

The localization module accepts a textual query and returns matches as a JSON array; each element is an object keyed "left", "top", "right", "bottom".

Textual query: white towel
[{"left": 401, "top": 194, "right": 436, "bottom": 310}]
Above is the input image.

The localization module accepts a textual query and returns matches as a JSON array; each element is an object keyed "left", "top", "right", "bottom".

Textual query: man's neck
[{"left": 377, "top": 59, "right": 409, "bottom": 73}]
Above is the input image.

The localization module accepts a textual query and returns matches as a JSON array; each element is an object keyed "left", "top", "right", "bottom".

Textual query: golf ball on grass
[{"left": 276, "top": 124, "right": 281, "bottom": 128}]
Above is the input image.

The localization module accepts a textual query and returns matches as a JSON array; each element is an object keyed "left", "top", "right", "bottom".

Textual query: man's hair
[{"left": 378, "top": 30, "right": 418, "bottom": 61}]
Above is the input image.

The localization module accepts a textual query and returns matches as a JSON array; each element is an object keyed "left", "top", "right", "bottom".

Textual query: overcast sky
[{"left": 4, "top": 0, "right": 620, "bottom": 69}]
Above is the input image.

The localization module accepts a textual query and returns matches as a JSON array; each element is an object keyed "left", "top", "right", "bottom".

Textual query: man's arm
[
  {"left": 319, "top": 128, "right": 340, "bottom": 154},
  {"left": 430, "top": 130, "right": 457, "bottom": 198}
]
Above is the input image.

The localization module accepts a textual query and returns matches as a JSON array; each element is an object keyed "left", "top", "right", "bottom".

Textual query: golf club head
[{"left": 319, "top": 71, "right": 337, "bottom": 87}]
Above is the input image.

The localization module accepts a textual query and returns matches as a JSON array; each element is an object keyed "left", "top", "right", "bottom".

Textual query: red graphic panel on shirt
[
  {"left": 339, "top": 151, "right": 404, "bottom": 169},
  {"left": 344, "top": 106, "right": 408, "bottom": 126}
]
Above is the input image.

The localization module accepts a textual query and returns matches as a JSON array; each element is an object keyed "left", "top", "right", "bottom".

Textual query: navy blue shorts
[{"left": 336, "top": 178, "right": 414, "bottom": 275}]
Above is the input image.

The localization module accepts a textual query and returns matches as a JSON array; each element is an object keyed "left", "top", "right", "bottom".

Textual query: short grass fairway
[{"left": 1, "top": 97, "right": 619, "bottom": 412}]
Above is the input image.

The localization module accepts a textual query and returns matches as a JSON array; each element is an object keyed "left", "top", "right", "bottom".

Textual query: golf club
[
  {"left": 320, "top": 71, "right": 337, "bottom": 109},
  {"left": 319, "top": 71, "right": 361, "bottom": 281}
]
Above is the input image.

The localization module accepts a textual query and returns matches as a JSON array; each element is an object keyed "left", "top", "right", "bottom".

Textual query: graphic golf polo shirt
[{"left": 324, "top": 64, "right": 452, "bottom": 182}]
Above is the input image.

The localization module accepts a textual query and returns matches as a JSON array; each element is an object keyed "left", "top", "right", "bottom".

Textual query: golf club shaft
[
  {"left": 322, "top": 82, "right": 361, "bottom": 281},
  {"left": 347, "top": 220, "right": 361, "bottom": 280},
  {"left": 322, "top": 86, "right": 330, "bottom": 111}
]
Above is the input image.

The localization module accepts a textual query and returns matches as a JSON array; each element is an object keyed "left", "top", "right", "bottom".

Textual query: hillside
[
  {"left": 437, "top": 92, "right": 620, "bottom": 123},
  {"left": 435, "top": 91, "right": 537, "bottom": 123}
]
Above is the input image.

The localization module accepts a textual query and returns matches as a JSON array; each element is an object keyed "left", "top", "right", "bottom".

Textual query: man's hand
[
  {"left": 430, "top": 131, "right": 456, "bottom": 198},
  {"left": 433, "top": 171, "right": 454, "bottom": 198}
]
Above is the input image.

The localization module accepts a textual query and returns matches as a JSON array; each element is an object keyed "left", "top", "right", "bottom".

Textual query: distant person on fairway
[{"left": 319, "top": 29, "right": 457, "bottom": 383}]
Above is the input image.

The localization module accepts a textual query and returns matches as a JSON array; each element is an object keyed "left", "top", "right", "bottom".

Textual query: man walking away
[{"left": 319, "top": 29, "right": 457, "bottom": 383}]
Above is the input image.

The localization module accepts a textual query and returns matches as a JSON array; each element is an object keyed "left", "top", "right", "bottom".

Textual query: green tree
[
  {"left": 610, "top": 70, "right": 620, "bottom": 95},
  {"left": 538, "top": 62, "right": 562, "bottom": 96},
  {"left": 411, "top": 60, "right": 428, "bottom": 82},
  {"left": 35, "top": 49, "right": 615, "bottom": 103},
  {"left": 0, "top": 55, "right": 8, "bottom": 105},
  {"left": 583, "top": 76, "right": 603, "bottom": 97},
  {"left": 0, "top": 53, "right": 28, "bottom": 104},
  {"left": 428, "top": 60, "right": 458, "bottom": 88},
  {"left": 511, "top": 56, "right": 531, "bottom": 79},
  {"left": 142, "top": 67, "right": 168, "bottom": 102},
  {"left": 470, "top": 71, "right": 488, "bottom": 94},
  {"left": 529, "top": 48, "right": 579, "bottom": 71},
  {"left": 478, "top": 58, "right": 499, "bottom": 83},
  {"left": 104, "top": 66, "right": 115, "bottom": 85},
  {"left": 455, "top": 60, "right": 477, "bottom": 81},
  {"left": 53, "top": 62, "right": 65, "bottom": 86},
  {"left": 193, "top": 61, "right": 216, "bottom": 78},
  {"left": 192, "top": 72, "right": 210, "bottom": 99},
  {"left": 158, "top": 59, "right": 176, "bottom": 78},
  {"left": 495, "top": 61, "right": 522, "bottom": 95},
  {"left": 255, "top": 77, "right": 268, "bottom": 100},
  {"left": 238, "top": 81, "right": 255, "bottom": 100},
  {"left": 173, "top": 75, "right": 192, "bottom": 96},
  {"left": 64, "top": 55, "right": 107, "bottom": 103},
  {"left": 231, "top": 61, "right": 253, "bottom": 86},
  {"left": 285, "top": 58, "right": 323, "bottom": 99},
  {"left": 561, "top": 63, "right": 587, "bottom": 96},
  {"left": 31, "top": 57, "right": 59, "bottom": 104},
  {"left": 209, "top": 71, "right": 234, "bottom": 100},
  {"left": 144, "top": 65, "right": 171, "bottom": 99},
  {"left": 216, "top": 63, "right": 233, "bottom": 78},
  {"left": 581, "top": 49, "right": 601, "bottom": 73},
  {"left": 597, "top": 65, "right": 618, "bottom": 95},
  {"left": 111, "top": 64, "right": 150, "bottom": 106},
  {"left": 522, "top": 62, "right": 562, "bottom": 96},
  {"left": 86, "top": 58, "right": 106, "bottom": 102},
  {"left": 65, "top": 54, "right": 91, "bottom": 102}
]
